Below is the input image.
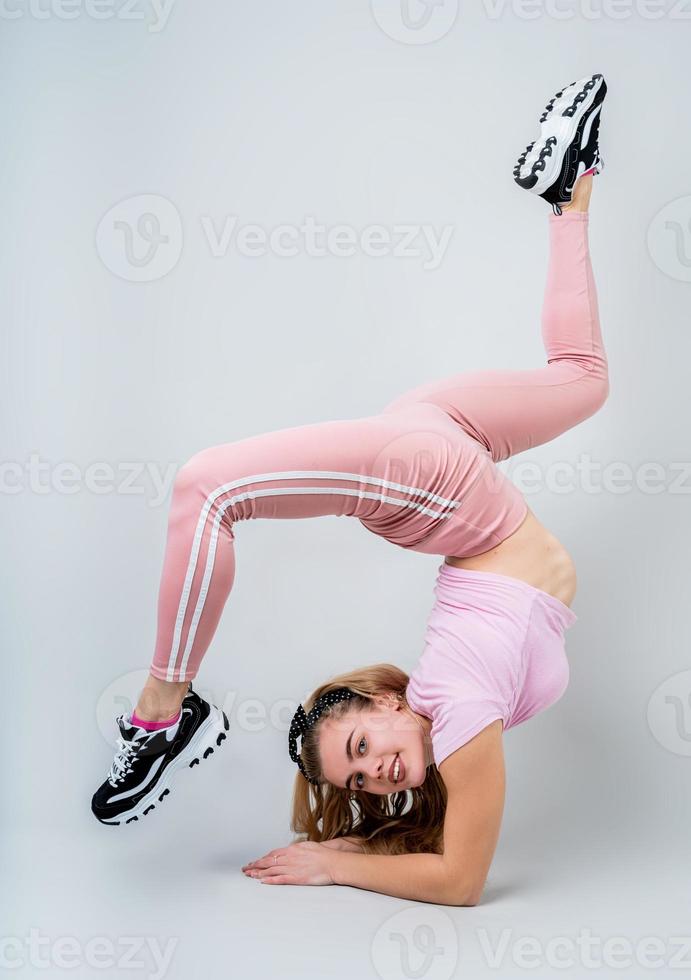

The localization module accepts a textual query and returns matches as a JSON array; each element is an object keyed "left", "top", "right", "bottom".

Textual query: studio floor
[{"left": 3, "top": 751, "right": 688, "bottom": 980}]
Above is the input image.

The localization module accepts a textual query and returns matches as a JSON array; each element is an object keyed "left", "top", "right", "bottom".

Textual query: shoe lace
[{"left": 108, "top": 734, "right": 144, "bottom": 787}]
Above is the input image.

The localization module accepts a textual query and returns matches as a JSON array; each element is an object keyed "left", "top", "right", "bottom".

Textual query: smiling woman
[
  {"left": 93, "top": 75, "right": 609, "bottom": 905},
  {"left": 290, "top": 664, "right": 447, "bottom": 857}
]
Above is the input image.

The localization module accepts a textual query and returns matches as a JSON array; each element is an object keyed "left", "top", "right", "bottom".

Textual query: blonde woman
[{"left": 93, "top": 75, "right": 608, "bottom": 907}]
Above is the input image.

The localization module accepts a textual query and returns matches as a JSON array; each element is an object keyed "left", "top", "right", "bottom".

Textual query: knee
[
  {"left": 575, "top": 366, "right": 609, "bottom": 425},
  {"left": 564, "top": 360, "right": 609, "bottom": 425},
  {"left": 172, "top": 449, "right": 219, "bottom": 500},
  {"left": 591, "top": 365, "right": 610, "bottom": 415}
]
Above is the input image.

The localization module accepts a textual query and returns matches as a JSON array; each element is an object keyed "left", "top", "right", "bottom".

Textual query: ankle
[
  {"left": 132, "top": 705, "right": 182, "bottom": 724},
  {"left": 134, "top": 678, "right": 189, "bottom": 722},
  {"left": 560, "top": 201, "right": 588, "bottom": 214},
  {"left": 131, "top": 708, "right": 181, "bottom": 731},
  {"left": 562, "top": 172, "right": 593, "bottom": 213}
]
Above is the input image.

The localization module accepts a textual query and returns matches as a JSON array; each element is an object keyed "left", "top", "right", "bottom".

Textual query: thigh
[
  {"left": 380, "top": 360, "right": 608, "bottom": 463},
  {"left": 174, "top": 412, "right": 464, "bottom": 530}
]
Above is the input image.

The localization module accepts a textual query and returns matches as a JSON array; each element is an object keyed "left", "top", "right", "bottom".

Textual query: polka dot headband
[{"left": 288, "top": 686, "right": 357, "bottom": 785}]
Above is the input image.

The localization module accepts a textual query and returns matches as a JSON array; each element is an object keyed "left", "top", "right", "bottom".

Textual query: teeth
[{"left": 393, "top": 756, "right": 400, "bottom": 782}]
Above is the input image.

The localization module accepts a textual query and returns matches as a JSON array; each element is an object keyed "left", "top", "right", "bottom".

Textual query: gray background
[{"left": 2, "top": 1, "right": 690, "bottom": 978}]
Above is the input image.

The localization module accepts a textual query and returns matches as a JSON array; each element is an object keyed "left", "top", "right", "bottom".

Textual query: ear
[{"left": 374, "top": 692, "right": 403, "bottom": 711}]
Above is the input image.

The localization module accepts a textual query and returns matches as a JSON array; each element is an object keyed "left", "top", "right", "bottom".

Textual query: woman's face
[{"left": 318, "top": 697, "right": 433, "bottom": 796}]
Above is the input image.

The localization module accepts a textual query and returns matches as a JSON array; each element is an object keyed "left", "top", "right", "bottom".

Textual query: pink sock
[
  {"left": 582, "top": 166, "right": 597, "bottom": 176},
  {"left": 130, "top": 709, "right": 181, "bottom": 731}
]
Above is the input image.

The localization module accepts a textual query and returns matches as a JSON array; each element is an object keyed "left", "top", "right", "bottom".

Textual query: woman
[{"left": 92, "top": 74, "right": 609, "bottom": 906}]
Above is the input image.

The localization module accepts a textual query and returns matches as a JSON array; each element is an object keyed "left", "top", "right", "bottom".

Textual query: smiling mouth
[{"left": 390, "top": 752, "right": 404, "bottom": 784}]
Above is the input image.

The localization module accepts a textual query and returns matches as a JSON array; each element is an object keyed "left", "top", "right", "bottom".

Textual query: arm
[
  {"left": 329, "top": 849, "right": 470, "bottom": 906},
  {"left": 329, "top": 719, "right": 505, "bottom": 906},
  {"left": 320, "top": 835, "right": 369, "bottom": 854}
]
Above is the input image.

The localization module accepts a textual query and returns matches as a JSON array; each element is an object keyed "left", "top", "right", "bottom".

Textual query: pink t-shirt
[{"left": 405, "top": 562, "right": 578, "bottom": 768}]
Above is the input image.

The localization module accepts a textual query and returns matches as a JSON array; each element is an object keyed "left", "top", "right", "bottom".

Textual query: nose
[{"left": 368, "top": 757, "right": 384, "bottom": 780}]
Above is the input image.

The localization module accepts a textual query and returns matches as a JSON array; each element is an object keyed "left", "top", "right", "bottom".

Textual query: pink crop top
[{"left": 405, "top": 562, "right": 578, "bottom": 768}]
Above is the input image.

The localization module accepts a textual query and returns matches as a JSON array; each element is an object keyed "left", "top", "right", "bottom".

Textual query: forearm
[
  {"left": 320, "top": 835, "right": 368, "bottom": 854},
  {"left": 329, "top": 850, "right": 473, "bottom": 906}
]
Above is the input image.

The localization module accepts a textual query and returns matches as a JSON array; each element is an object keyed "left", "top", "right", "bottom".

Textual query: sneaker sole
[
  {"left": 513, "top": 74, "right": 606, "bottom": 198},
  {"left": 99, "top": 706, "right": 230, "bottom": 826}
]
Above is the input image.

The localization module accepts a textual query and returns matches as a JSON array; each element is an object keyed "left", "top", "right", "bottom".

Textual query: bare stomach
[{"left": 444, "top": 506, "right": 578, "bottom": 607}]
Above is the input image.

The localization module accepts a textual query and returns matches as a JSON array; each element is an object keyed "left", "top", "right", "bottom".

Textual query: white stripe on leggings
[{"left": 165, "top": 470, "right": 462, "bottom": 681}]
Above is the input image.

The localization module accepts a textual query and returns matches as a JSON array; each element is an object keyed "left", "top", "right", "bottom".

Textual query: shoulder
[
  {"left": 438, "top": 717, "right": 504, "bottom": 789},
  {"left": 431, "top": 701, "right": 506, "bottom": 770}
]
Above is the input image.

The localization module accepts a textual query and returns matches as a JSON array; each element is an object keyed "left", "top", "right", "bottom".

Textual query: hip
[{"left": 357, "top": 402, "right": 529, "bottom": 558}]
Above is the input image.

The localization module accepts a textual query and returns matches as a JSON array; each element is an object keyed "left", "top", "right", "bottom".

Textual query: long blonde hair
[{"left": 289, "top": 663, "right": 447, "bottom": 855}]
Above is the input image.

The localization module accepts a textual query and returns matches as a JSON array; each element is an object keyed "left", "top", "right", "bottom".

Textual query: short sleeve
[{"left": 431, "top": 699, "right": 506, "bottom": 768}]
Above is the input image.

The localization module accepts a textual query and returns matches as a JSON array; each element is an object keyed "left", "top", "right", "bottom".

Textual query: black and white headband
[{"left": 288, "top": 686, "right": 357, "bottom": 785}]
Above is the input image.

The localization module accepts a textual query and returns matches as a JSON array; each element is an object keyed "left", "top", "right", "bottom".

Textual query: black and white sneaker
[
  {"left": 91, "top": 685, "right": 229, "bottom": 826},
  {"left": 513, "top": 74, "right": 607, "bottom": 215}
]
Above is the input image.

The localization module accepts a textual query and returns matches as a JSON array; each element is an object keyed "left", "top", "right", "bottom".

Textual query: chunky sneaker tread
[
  {"left": 91, "top": 685, "right": 229, "bottom": 826},
  {"left": 513, "top": 73, "right": 607, "bottom": 214}
]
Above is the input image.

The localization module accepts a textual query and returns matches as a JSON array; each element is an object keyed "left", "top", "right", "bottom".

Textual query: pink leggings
[{"left": 151, "top": 212, "right": 608, "bottom": 682}]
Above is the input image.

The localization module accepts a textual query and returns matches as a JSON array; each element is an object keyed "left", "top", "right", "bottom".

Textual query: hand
[{"left": 242, "top": 841, "right": 336, "bottom": 886}]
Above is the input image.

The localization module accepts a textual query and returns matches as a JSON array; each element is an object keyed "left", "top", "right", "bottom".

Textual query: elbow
[
  {"left": 445, "top": 877, "right": 486, "bottom": 908},
  {"left": 463, "top": 881, "right": 485, "bottom": 907},
  {"left": 453, "top": 890, "right": 481, "bottom": 908}
]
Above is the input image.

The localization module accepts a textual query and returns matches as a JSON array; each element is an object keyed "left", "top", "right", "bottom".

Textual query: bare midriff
[{"left": 444, "top": 507, "right": 578, "bottom": 607}]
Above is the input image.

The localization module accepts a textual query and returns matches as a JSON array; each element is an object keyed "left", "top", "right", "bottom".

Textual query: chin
[{"left": 405, "top": 765, "right": 423, "bottom": 789}]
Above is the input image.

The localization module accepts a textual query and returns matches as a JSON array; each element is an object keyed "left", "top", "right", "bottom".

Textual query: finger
[
  {"left": 252, "top": 856, "right": 280, "bottom": 870},
  {"left": 254, "top": 864, "right": 288, "bottom": 878},
  {"left": 261, "top": 875, "right": 295, "bottom": 885},
  {"left": 244, "top": 857, "right": 267, "bottom": 870},
  {"left": 242, "top": 854, "right": 269, "bottom": 868},
  {"left": 248, "top": 849, "right": 283, "bottom": 869}
]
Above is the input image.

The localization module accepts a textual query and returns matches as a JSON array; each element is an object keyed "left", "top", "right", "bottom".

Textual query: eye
[{"left": 355, "top": 736, "right": 367, "bottom": 788}]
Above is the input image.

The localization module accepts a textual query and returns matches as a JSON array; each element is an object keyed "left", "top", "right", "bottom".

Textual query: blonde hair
[{"left": 289, "top": 663, "right": 447, "bottom": 855}]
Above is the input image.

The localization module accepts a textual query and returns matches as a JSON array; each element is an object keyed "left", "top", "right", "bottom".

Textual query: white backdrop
[{"left": 2, "top": 2, "right": 690, "bottom": 978}]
